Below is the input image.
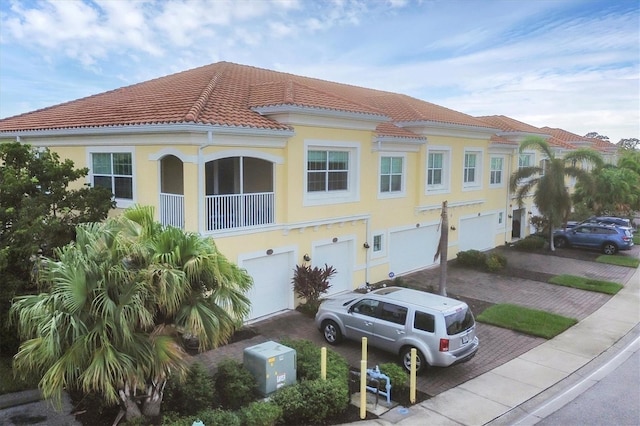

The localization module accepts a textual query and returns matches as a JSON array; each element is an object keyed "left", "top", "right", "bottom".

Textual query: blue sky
[{"left": 1, "top": 0, "right": 638, "bottom": 142}]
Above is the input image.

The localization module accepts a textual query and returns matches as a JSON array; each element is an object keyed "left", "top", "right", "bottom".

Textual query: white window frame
[
  {"left": 462, "top": 148, "right": 483, "bottom": 190},
  {"left": 378, "top": 153, "right": 406, "bottom": 199},
  {"left": 87, "top": 146, "right": 136, "bottom": 208},
  {"left": 370, "top": 232, "right": 386, "bottom": 259},
  {"left": 303, "top": 140, "right": 360, "bottom": 206},
  {"left": 518, "top": 152, "right": 535, "bottom": 170},
  {"left": 489, "top": 155, "right": 504, "bottom": 187},
  {"left": 425, "top": 146, "right": 451, "bottom": 194}
]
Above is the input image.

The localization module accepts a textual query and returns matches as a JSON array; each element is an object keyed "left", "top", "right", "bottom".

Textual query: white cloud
[{"left": 0, "top": 0, "right": 638, "bottom": 141}]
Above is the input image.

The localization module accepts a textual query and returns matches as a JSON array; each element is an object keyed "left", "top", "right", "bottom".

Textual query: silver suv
[{"left": 314, "top": 287, "right": 479, "bottom": 373}]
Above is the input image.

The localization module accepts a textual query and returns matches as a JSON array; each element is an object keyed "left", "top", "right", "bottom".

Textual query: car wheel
[
  {"left": 322, "top": 320, "right": 342, "bottom": 345},
  {"left": 553, "top": 236, "right": 568, "bottom": 248},
  {"left": 602, "top": 243, "right": 618, "bottom": 255},
  {"left": 401, "top": 347, "right": 427, "bottom": 374}
]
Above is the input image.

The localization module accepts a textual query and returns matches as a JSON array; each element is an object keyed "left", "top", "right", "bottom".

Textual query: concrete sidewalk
[{"left": 352, "top": 265, "right": 640, "bottom": 426}]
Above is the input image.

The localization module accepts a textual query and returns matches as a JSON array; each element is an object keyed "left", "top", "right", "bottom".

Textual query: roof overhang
[{"left": 395, "top": 120, "right": 499, "bottom": 140}]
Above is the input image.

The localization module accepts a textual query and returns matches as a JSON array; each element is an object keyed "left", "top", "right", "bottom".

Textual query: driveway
[{"left": 195, "top": 244, "right": 639, "bottom": 397}]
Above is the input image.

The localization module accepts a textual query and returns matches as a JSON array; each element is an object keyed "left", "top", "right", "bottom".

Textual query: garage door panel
[
  {"left": 315, "top": 241, "right": 352, "bottom": 295},
  {"left": 243, "top": 252, "right": 293, "bottom": 320},
  {"left": 459, "top": 215, "right": 495, "bottom": 252},
  {"left": 390, "top": 226, "right": 439, "bottom": 275}
]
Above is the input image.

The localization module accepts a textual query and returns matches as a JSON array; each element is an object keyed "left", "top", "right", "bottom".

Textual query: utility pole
[{"left": 436, "top": 201, "right": 448, "bottom": 296}]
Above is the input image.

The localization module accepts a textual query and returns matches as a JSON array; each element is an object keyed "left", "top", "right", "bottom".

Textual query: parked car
[
  {"left": 566, "top": 216, "right": 634, "bottom": 234},
  {"left": 314, "top": 286, "right": 479, "bottom": 373},
  {"left": 553, "top": 223, "right": 634, "bottom": 255}
]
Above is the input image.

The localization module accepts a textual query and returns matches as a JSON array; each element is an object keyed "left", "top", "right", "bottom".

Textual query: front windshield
[{"left": 445, "top": 308, "right": 474, "bottom": 335}]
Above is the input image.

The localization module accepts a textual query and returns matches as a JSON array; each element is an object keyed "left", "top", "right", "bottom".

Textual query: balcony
[{"left": 205, "top": 192, "right": 274, "bottom": 231}]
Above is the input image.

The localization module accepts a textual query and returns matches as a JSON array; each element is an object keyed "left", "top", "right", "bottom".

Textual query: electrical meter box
[{"left": 243, "top": 340, "right": 296, "bottom": 396}]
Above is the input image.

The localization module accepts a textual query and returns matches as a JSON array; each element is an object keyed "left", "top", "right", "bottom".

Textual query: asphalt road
[{"left": 538, "top": 344, "right": 639, "bottom": 426}]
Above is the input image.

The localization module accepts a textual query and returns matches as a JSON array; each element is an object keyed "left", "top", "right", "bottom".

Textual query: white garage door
[
  {"left": 459, "top": 214, "right": 496, "bottom": 251},
  {"left": 242, "top": 252, "right": 294, "bottom": 321},
  {"left": 314, "top": 240, "right": 353, "bottom": 295},
  {"left": 389, "top": 225, "right": 439, "bottom": 276}
]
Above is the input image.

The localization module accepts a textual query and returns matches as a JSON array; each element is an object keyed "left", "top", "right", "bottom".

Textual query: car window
[
  {"left": 576, "top": 226, "right": 593, "bottom": 234},
  {"left": 445, "top": 308, "right": 475, "bottom": 335},
  {"left": 379, "top": 302, "right": 407, "bottom": 325},
  {"left": 414, "top": 311, "right": 435, "bottom": 333},
  {"left": 352, "top": 299, "right": 379, "bottom": 317}
]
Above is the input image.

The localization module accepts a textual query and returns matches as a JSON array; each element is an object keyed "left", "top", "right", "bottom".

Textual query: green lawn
[
  {"left": 634, "top": 234, "right": 640, "bottom": 245},
  {"left": 596, "top": 255, "right": 640, "bottom": 268},
  {"left": 477, "top": 304, "right": 578, "bottom": 339},
  {"left": 548, "top": 274, "right": 623, "bottom": 295}
]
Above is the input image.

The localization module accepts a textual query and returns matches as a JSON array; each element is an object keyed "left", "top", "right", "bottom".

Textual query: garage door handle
[{"left": 396, "top": 330, "right": 405, "bottom": 335}]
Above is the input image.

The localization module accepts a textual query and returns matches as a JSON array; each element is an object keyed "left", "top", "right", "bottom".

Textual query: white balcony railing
[
  {"left": 160, "top": 193, "right": 185, "bottom": 229},
  {"left": 205, "top": 192, "right": 274, "bottom": 231}
]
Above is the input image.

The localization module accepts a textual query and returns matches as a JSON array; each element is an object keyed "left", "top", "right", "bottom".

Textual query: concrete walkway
[{"left": 352, "top": 263, "right": 640, "bottom": 425}]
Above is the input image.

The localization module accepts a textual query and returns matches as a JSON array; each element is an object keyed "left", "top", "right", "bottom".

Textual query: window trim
[
  {"left": 87, "top": 146, "right": 136, "bottom": 208},
  {"left": 425, "top": 146, "right": 451, "bottom": 194},
  {"left": 462, "top": 148, "right": 483, "bottom": 190},
  {"left": 378, "top": 153, "right": 406, "bottom": 199},
  {"left": 370, "top": 232, "right": 386, "bottom": 259},
  {"left": 489, "top": 155, "right": 504, "bottom": 187},
  {"left": 303, "top": 140, "right": 360, "bottom": 206}
]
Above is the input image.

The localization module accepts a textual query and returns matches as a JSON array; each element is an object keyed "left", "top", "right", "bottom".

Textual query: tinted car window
[
  {"left": 414, "top": 311, "right": 435, "bottom": 333},
  {"left": 352, "top": 299, "right": 379, "bottom": 317},
  {"left": 379, "top": 302, "right": 407, "bottom": 325},
  {"left": 445, "top": 308, "right": 475, "bottom": 335}
]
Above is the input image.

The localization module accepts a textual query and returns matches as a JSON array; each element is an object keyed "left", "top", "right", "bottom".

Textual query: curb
[{"left": 0, "top": 389, "right": 42, "bottom": 410}]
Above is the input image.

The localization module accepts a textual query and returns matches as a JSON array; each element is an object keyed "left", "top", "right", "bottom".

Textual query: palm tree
[
  {"left": 10, "top": 206, "right": 252, "bottom": 422},
  {"left": 510, "top": 137, "right": 603, "bottom": 251}
]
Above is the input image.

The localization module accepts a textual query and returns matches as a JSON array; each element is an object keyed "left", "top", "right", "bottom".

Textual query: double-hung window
[
  {"left": 426, "top": 148, "right": 450, "bottom": 193},
  {"left": 519, "top": 153, "right": 534, "bottom": 169},
  {"left": 490, "top": 156, "right": 503, "bottom": 185},
  {"left": 92, "top": 152, "right": 133, "bottom": 203},
  {"left": 463, "top": 150, "right": 482, "bottom": 188},
  {"left": 379, "top": 155, "right": 404, "bottom": 197}
]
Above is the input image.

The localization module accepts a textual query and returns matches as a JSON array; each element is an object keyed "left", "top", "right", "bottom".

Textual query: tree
[
  {"left": 617, "top": 138, "right": 639, "bottom": 151},
  {"left": 0, "top": 142, "right": 114, "bottom": 354},
  {"left": 510, "top": 137, "right": 604, "bottom": 251},
  {"left": 10, "top": 206, "right": 253, "bottom": 423},
  {"left": 573, "top": 166, "right": 640, "bottom": 217},
  {"left": 584, "top": 132, "right": 610, "bottom": 141}
]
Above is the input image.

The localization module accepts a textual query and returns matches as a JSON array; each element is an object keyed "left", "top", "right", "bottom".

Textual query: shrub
[
  {"left": 378, "top": 362, "right": 409, "bottom": 390},
  {"left": 213, "top": 359, "right": 258, "bottom": 410},
  {"left": 240, "top": 401, "right": 282, "bottom": 426},
  {"left": 513, "top": 235, "right": 546, "bottom": 250},
  {"left": 195, "top": 409, "right": 241, "bottom": 426},
  {"left": 456, "top": 249, "right": 487, "bottom": 268},
  {"left": 163, "top": 362, "right": 215, "bottom": 415},
  {"left": 272, "top": 379, "right": 349, "bottom": 424},
  {"left": 485, "top": 253, "right": 507, "bottom": 272},
  {"left": 279, "top": 338, "right": 349, "bottom": 385},
  {"left": 292, "top": 263, "right": 337, "bottom": 308}
]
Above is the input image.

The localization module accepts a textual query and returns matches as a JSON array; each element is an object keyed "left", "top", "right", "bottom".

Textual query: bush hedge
[
  {"left": 279, "top": 338, "right": 349, "bottom": 385},
  {"left": 456, "top": 249, "right": 507, "bottom": 272},
  {"left": 271, "top": 378, "right": 349, "bottom": 425},
  {"left": 513, "top": 235, "right": 546, "bottom": 250},
  {"left": 213, "top": 359, "right": 258, "bottom": 410},
  {"left": 163, "top": 362, "right": 215, "bottom": 415}
]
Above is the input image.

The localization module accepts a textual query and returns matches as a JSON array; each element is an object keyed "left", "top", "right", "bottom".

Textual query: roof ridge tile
[{"left": 183, "top": 63, "right": 226, "bottom": 122}]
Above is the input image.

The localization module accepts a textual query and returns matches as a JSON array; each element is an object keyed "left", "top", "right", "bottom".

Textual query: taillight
[{"left": 439, "top": 338, "right": 449, "bottom": 352}]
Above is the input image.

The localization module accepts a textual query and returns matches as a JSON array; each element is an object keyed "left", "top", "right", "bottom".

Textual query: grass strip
[
  {"left": 477, "top": 303, "right": 577, "bottom": 339},
  {"left": 596, "top": 255, "right": 640, "bottom": 268},
  {"left": 548, "top": 274, "right": 623, "bottom": 295},
  {"left": 633, "top": 234, "right": 640, "bottom": 245}
]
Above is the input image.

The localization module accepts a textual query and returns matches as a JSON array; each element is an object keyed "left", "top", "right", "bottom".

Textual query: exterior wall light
[{"left": 303, "top": 253, "right": 311, "bottom": 262}]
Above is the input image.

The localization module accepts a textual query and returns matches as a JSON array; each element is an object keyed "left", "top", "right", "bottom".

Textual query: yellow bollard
[
  {"left": 361, "top": 337, "right": 368, "bottom": 362},
  {"left": 320, "top": 347, "right": 327, "bottom": 380},
  {"left": 360, "top": 359, "right": 367, "bottom": 419},
  {"left": 410, "top": 348, "right": 417, "bottom": 404}
]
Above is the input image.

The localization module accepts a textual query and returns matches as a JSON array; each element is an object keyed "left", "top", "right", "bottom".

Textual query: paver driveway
[{"left": 194, "top": 245, "right": 639, "bottom": 397}]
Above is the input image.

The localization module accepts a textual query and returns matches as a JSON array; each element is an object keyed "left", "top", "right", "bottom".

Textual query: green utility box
[{"left": 243, "top": 340, "right": 297, "bottom": 396}]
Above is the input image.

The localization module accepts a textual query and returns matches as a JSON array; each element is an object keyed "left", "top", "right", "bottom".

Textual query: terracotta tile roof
[
  {"left": 540, "top": 127, "right": 616, "bottom": 152},
  {"left": 489, "top": 134, "right": 518, "bottom": 146},
  {"left": 375, "top": 122, "right": 426, "bottom": 140},
  {"left": 0, "top": 62, "right": 496, "bottom": 135},
  {"left": 476, "top": 115, "right": 547, "bottom": 135}
]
